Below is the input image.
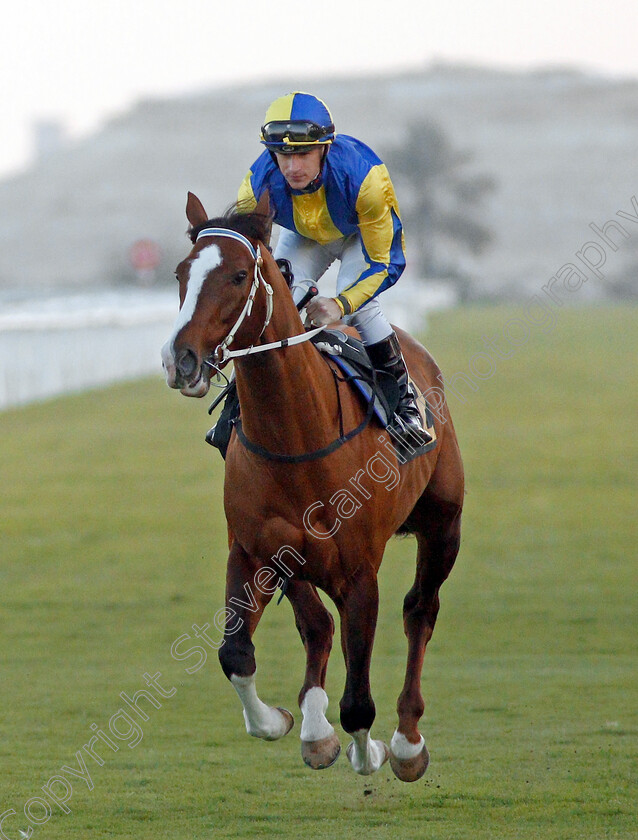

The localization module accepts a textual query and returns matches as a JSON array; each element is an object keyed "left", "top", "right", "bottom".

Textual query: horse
[{"left": 161, "top": 192, "right": 464, "bottom": 781}]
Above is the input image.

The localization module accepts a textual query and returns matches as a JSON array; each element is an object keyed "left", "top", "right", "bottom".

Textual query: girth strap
[{"left": 232, "top": 380, "right": 376, "bottom": 464}]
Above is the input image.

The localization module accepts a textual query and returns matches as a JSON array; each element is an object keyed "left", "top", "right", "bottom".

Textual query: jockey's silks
[{"left": 238, "top": 135, "right": 406, "bottom": 314}]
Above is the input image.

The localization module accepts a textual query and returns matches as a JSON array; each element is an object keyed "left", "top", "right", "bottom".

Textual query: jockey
[{"left": 238, "top": 91, "right": 430, "bottom": 443}]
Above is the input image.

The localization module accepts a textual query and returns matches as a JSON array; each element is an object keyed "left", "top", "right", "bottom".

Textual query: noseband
[{"left": 195, "top": 227, "right": 274, "bottom": 363}]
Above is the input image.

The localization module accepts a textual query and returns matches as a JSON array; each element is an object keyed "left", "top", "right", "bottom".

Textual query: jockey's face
[{"left": 275, "top": 147, "right": 323, "bottom": 190}]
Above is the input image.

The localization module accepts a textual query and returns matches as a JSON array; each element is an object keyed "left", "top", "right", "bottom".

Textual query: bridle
[
  {"left": 194, "top": 227, "right": 323, "bottom": 367},
  {"left": 195, "top": 227, "right": 273, "bottom": 364}
]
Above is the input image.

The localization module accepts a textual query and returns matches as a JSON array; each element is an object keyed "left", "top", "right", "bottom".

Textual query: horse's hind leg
[
  {"left": 391, "top": 495, "right": 462, "bottom": 782},
  {"left": 286, "top": 580, "right": 341, "bottom": 769},
  {"left": 218, "top": 541, "right": 294, "bottom": 741},
  {"left": 338, "top": 570, "right": 389, "bottom": 775}
]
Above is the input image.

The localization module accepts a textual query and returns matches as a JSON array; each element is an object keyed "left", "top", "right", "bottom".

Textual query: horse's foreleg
[
  {"left": 392, "top": 498, "right": 462, "bottom": 782},
  {"left": 338, "top": 572, "right": 389, "bottom": 776},
  {"left": 286, "top": 580, "right": 341, "bottom": 769},
  {"left": 218, "top": 541, "right": 294, "bottom": 741}
]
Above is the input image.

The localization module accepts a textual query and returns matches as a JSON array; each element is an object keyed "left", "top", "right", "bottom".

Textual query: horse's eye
[{"left": 232, "top": 270, "right": 248, "bottom": 286}]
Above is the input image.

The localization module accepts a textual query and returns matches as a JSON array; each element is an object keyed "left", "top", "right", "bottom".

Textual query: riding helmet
[{"left": 260, "top": 92, "right": 335, "bottom": 153}]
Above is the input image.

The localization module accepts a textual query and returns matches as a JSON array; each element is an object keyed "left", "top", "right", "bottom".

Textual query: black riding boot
[
  {"left": 366, "top": 332, "right": 432, "bottom": 444},
  {"left": 205, "top": 379, "right": 239, "bottom": 459}
]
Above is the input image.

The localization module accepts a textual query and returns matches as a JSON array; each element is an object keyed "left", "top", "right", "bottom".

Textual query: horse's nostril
[{"left": 176, "top": 348, "right": 198, "bottom": 378}]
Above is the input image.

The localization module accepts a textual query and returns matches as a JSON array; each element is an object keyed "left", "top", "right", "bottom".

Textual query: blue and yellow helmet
[{"left": 260, "top": 92, "right": 335, "bottom": 153}]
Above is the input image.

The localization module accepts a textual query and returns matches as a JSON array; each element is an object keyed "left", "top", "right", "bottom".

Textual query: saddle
[
  {"left": 310, "top": 329, "right": 400, "bottom": 427},
  {"left": 207, "top": 329, "right": 436, "bottom": 462}
]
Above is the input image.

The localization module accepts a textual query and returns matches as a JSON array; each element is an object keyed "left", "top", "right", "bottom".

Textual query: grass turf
[{"left": 0, "top": 305, "right": 635, "bottom": 839}]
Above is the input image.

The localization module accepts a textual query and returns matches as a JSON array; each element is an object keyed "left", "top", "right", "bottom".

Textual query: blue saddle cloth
[
  {"left": 310, "top": 329, "right": 438, "bottom": 463},
  {"left": 309, "top": 329, "right": 399, "bottom": 427}
]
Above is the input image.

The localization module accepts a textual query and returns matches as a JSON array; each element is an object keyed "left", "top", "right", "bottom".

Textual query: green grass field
[{"left": 0, "top": 306, "right": 635, "bottom": 840}]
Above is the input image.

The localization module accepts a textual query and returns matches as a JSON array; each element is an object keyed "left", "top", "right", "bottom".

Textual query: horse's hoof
[
  {"left": 276, "top": 707, "right": 295, "bottom": 737},
  {"left": 245, "top": 706, "right": 294, "bottom": 740},
  {"left": 301, "top": 733, "right": 341, "bottom": 769},
  {"left": 389, "top": 742, "right": 430, "bottom": 782},
  {"left": 346, "top": 738, "right": 389, "bottom": 775}
]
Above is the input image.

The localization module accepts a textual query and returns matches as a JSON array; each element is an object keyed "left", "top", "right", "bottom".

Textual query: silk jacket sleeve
[
  {"left": 237, "top": 170, "right": 258, "bottom": 210},
  {"left": 338, "top": 163, "right": 406, "bottom": 315}
]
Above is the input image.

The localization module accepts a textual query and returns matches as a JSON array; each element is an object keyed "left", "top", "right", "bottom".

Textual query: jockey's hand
[{"left": 306, "top": 296, "right": 343, "bottom": 327}]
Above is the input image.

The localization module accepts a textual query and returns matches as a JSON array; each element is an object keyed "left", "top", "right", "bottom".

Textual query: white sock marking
[
  {"left": 300, "top": 687, "right": 334, "bottom": 742},
  {"left": 230, "top": 674, "right": 290, "bottom": 740},
  {"left": 390, "top": 730, "right": 425, "bottom": 760},
  {"left": 348, "top": 729, "right": 387, "bottom": 775}
]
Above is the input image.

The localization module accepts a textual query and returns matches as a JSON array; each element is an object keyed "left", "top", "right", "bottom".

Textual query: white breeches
[{"left": 274, "top": 229, "right": 393, "bottom": 345}]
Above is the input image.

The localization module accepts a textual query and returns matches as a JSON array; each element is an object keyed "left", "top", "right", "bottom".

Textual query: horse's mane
[{"left": 188, "top": 203, "right": 271, "bottom": 245}]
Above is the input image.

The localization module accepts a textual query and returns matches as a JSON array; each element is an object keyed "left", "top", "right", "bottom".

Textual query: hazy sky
[{"left": 2, "top": 0, "right": 635, "bottom": 178}]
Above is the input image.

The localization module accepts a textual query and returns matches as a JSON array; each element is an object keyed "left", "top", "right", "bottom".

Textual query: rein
[{"left": 195, "top": 227, "right": 323, "bottom": 365}]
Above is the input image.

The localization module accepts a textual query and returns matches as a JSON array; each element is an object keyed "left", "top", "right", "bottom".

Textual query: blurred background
[{"left": 0, "top": 0, "right": 635, "bottom": 406}]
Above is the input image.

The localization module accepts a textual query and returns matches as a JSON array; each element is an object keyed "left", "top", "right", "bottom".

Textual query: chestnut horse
[{"left": 162, "top": 192, "right": 464, "bottom": 781}]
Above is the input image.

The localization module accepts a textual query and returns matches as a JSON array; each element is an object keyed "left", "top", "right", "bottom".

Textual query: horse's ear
[
  {"left": 186, "top": 192, "right": 208, "bottom": 228},
  {"left": 255, "top": 190, "right": 273, "bottom": 247}
]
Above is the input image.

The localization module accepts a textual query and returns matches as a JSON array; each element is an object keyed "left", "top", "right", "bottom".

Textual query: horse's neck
[{"left": 233, "top": 283, "right": 337, "bottom": 453}]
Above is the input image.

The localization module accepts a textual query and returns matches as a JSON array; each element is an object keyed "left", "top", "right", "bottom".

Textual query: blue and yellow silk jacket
[{"left": 238, "top": 135, "right": 406, "bottom": 315}]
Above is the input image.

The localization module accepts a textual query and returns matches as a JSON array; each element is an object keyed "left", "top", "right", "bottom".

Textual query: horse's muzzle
[{"left": 161, "top": 341, "right": 210, "bottom": 397}]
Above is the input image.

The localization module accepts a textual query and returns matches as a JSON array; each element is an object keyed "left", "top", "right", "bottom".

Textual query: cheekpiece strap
[{"left": 194, "top": 226, "right": 273, "bottom": 362}]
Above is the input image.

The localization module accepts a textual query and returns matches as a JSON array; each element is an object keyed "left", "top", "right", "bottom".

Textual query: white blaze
[
  {"left": 161, "top": 244, "right": 222, "bottom": 377},
  {"left": 173, "top": 244, "right": 222, "bottom": 336}
]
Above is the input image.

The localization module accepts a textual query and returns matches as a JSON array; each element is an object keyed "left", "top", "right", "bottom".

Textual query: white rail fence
[
  {"left": 0, "top": 290, "right": 177, "bottom": 410},
  {"left": 0, "top": 281, "right": 455, "bottom": 411}
]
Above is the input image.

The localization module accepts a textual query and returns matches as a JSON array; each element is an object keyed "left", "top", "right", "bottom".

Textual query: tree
[{"left": 383, "top": 120, "right": 496, "bottom": 298}]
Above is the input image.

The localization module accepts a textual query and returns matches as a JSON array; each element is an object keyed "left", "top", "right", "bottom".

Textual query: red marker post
[{"left": 129, "top": 238, "right": 162, "bottom": 286}]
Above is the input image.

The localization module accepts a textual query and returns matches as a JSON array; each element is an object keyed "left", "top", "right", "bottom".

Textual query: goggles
[{"left": 260, "top": 120, "right": 335, "bottom": 148}]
